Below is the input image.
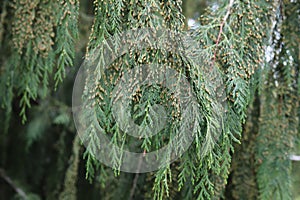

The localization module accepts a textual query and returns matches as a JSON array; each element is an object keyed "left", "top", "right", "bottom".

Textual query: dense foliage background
[{"left": 0, "top": 0, "right": 299, "bottom": 199}]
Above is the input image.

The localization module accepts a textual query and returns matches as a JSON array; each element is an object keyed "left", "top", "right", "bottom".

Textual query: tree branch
[
  {"left": 128, "top": 153, "right": 144, "bottom": 200},
  {"left": 0, "top": 168, "right": 27, "bottom": 199},
  {"left": 212, "top": 0, "right": 235, "bottom": 65}
]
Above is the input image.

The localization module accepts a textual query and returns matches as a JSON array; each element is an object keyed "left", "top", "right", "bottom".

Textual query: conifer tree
[{"left": 0, "top": 0, "right": 299, "bottom": 200}]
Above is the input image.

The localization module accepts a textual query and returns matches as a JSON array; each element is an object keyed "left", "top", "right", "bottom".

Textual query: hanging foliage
[{"left": 0, "top": 0, "right": 299, "bottom": 200}]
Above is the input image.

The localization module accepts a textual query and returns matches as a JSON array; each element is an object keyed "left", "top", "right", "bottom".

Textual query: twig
[
  {"left": 128, "top": 153, "right": 144, "bottom": 200},
  {"left": 0, "top": 168, "right": 27, "bottom": 199},
  {"left": 212, "top": 0, "right": 235, "bottom": 66}
]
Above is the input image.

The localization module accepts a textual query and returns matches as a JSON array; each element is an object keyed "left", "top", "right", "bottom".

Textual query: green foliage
[
  {"left": 255, "top": 1, "right": 299, "bottom": 199},
  {"left": 0, "top": 0, "right": 299, "bottom": 200},
  {"left": 226, "top": 1, "right": 300, "bottom": 200},
  {"left": 80, "top": 0, "right": 289, "bottom": 200},
  {"left": 226, "top": 102, "right": 259, "bottom": 199},
  {"left": 0, "top": 0, "right": 79, "bottom": 124},
  {"left": 54, "top": 0, "right": 79, "bottom": 89}
]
